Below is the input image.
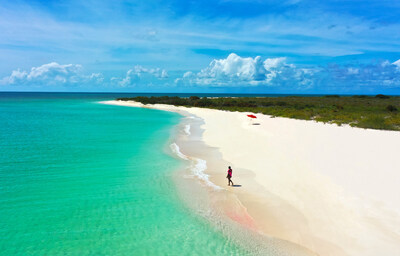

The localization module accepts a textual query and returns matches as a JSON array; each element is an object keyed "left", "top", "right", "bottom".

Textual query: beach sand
[{"left": 101, "top": 100, "right": 400, "bottom": 256}]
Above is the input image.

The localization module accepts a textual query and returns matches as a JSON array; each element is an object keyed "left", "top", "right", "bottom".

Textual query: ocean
[{"left": 0, "top": 92, "right": 249, "bottom": 255}]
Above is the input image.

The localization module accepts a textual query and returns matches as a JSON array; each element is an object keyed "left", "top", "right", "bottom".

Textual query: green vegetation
[{"left": 116, "top": 95, "right": 400, "bottom": 131}]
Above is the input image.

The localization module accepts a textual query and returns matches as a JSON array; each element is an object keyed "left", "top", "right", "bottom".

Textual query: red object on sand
[{"left": 247, "top": 114, "right": 257, "bottom": 119}]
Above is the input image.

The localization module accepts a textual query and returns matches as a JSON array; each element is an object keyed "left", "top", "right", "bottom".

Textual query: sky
[{"left": 1, "top": 0, "right": 400, "bottom": 94}]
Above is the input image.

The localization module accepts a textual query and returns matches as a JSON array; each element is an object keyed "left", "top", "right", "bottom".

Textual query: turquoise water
[{"left": 0, "top": 93, "right": 248, "bottom": 255}]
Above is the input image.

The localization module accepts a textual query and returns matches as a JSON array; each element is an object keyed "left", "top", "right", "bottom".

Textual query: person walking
[{"left": 227, "top": 166, "right": 234, "bottom": 186}]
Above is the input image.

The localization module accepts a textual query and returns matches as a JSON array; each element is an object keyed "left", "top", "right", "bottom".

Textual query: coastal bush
[
  {"left": 260, "top": 101, "right": 273, "bottom": 107},
  {"left": 238, "top": 101, "right": 257, "bottom": 107},
  {"left": 357, "top": 116, "right": 393, "bottom": 130},
  {"left": 334, "top": 105, "right": 344, "bottom": 111},
  {"left": 194, "top": 98, "right": 213, "bottom": 107},
  {"left": 386, "top": 105, "right": 398, "bottom": 112},
  {"left": 189, "top": 96, "right": 200, "bottom": 101},
  {"left": 376, "top": 94, "right": 390, "bottom": 99},
  {"left": 221, "top": 99, "right": 237, "bottom": 107},
  {"left": 120, "top": 95, "right": 400, "bottom": 131}
]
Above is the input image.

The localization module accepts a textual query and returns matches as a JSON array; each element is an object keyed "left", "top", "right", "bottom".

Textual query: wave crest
[{"left": 170, "top": 143, "right": 221, "bottom": 190}]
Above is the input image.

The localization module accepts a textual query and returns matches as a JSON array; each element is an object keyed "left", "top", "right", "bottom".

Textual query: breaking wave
[{"left": 170, "top": 143, "right": 221, "bottom": 190}]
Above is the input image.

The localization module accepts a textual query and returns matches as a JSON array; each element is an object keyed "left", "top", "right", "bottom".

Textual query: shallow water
[{"left": 0, "top": 93, "right": 249, "bottom": 255}]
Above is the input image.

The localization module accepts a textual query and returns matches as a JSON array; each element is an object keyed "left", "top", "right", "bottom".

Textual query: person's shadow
[{"left": 232, "top": 184, "right": 242, "bottom": 187}]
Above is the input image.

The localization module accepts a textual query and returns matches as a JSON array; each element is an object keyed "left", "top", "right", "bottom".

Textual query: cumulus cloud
[
  {"left": 114, "top": 65, "right": 169, "bottom": 87},
  {"left": 1, "top": 62, "right": 103, "bottom": 86},
  {"left": 176, "top": 53, "right": 400, "bottom": 89},
  {"left": 175, "top": 53, "right": 315, "bottom": 88}
]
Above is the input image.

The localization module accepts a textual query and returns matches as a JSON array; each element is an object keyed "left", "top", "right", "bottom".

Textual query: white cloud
[
  {"left": 347, "top": 67, "right": 359, "bottom": 75},
  {"left": 393, "top": 59, "right": 400, "bottom": 69},
  {"left": 199, "top": 53, "right": 266, "bottom": 82},
  {"left": 176, "top": 53, "right": 400, "bottom": 89},
  {"left": 115, "top": 65, "right": 169, "bottom": 87},
  {"left": 176, "top": 53, "right": 315, "bottom": 88},
  {"left": 1, "top": 62, "right": 103, "bottom": 86}
]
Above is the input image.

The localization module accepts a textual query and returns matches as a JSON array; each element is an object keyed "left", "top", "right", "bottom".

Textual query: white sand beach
[{"left": 101, "top": 100, "right": 400, "bottom": 256}]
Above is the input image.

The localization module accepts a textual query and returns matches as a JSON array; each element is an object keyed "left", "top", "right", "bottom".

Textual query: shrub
[
  {"left": 261, "top": 101, "right": 273, "bottom": 107},
  {"left": 238, "top": 101, "right": 257, "bottom": 107},
  {"left": 293, "top": 104, "right": 305, "bottom": 110},
  {"left": 222, "top": 99, "right": 236, "bottom": 107},
  {"left": 376, "top": 94, "right": 390, "bottom": 99},
  {"left": 189, "top": 96, "right": 200, "bottom": 101},
  {"left": 194, "top": 98, "right": 214, "bottom": 107},
  {"left": 386, "top": 105, "right": 398, "bottom": 112},
  {"left": 276, "top": 101, "right": 287, "bottom": 106},
  {"left": 357, "top": 116, "right": 392, "bottom": 130}
]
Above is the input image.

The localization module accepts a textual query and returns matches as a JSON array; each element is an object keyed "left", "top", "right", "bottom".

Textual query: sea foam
[
  {"left": 170, "top": 142, "right": 189, "bottom": 160},
  {"left": 184, "top": 124, "right": 191, "bottom": 135},
  {"left": 170, "top": 143, "right": 221, "bottom": 190}
]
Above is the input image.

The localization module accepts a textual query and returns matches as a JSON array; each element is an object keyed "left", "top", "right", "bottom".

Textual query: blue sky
[{"left": 1, "top": 0, "right": 400, "bottom": 94}]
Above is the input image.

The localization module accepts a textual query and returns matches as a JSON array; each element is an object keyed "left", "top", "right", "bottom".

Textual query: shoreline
[
  {"left": 100, "top": 100, "right": 400, "bottom": 256},
  {"left": 160, "top": 102, "right": 318, "bottom": 255}
]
